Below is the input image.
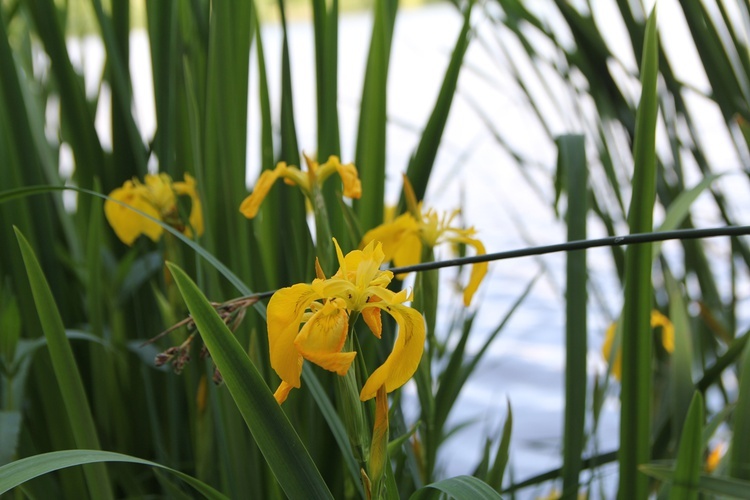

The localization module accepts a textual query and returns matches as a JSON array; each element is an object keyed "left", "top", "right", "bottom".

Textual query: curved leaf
[
  {"left": 409, "top": 475, "right": 502, "bottom": 500},
  {"left": 15, "top": 228, "right": 113, "bottom": 500},
  {"left": 166, "top": 262, "right": 332, "bottom": 500},
  {"left": 0, "top": 450, "right": 227, "bottom": 499}
]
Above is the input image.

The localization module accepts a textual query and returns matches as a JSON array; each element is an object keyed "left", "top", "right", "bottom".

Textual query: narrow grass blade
[
  {"left": 0, "top": 449, "right": 227, "bottom": 499},
  {"left": 91, "top": 0, "right": 147, "bottom": 177},
  {"left": 302, "top": 364, "right": 365, "bottom": 499},
  {"left": 409, "top": 475, "right": 502, "bottom": 500},
  {"left": 354, "top": 0, "right": 396, "bottom": 233},
  {"left": 400, "top": 1, "right": 473, "bottom": 209},
  {"left": 666, "top": 270, "right": 695, "bottom": 444},
  {"left": 640, "top": 463, "right": 750, "bottom": 499},
  {"left": 23, "top": 0, "right": 105, "bottom": 199},
  {"left": 485, "top": 400, "right": 512, "bottom": 491},
  {"left": 730, "top": 323, "right": 750, "bottom": 480},
  {"left": 14, "top": 228, "right": 113, "bottom": 500},
  {"left": 618, "top": 7, "right": 659, "bottom": 498},
  {"left": 166, "top": 262, "right": 332, "bottom": 499},
  {"left": 0, "top": 411, "right": 21, "bottom": 466},
  {"left": 559, "top": 134, "right": 587, "bottom": 496},
  {"left": 668, "top": 391, "right": 704, "bottom": 500}
]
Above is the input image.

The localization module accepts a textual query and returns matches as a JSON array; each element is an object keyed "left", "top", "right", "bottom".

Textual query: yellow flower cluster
[
  {"left": 240, "top": 154, "right": 361, "bottom": 219},
  {"left": 107, "top": 158, "right": 488, "bottom": 410},
  {"left": 105, "top": 173, "right": 203, "bottom": 246},
  {"left": 267, "top": 238, "right": 425, "bottom": 404},
  {"left": 360, "top": 178, "right": 487, "bottom": 306}
]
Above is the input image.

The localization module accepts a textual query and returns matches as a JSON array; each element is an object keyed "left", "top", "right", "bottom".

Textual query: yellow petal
[
  {"left": 362, "top": 297, "right": 383, "bottom": 339},
  {"left": 239, "top": 163, "right": 286, "bottom": 219},
  {"left": 360, "top": 304, "right": 425, "bottom": 400},
  {"left": 451, "top": 235, "right": 488, "bottom": 306},
  {"left": 294, "top": 299, "right": 356, "bottom": 376},
  {"left": 314, "top": 156, "right": 361, "bottom": 199},
  {"left": 274, "top": 381, "right": 295, "bottom": 404},
  {"left": 267, "top": 283, "right": 318, "bottom": 387},
  {"left": 104, "top": 182, "right": 163, "bottom": 245},
  {"left": 360, "top": 213, "right": 421, "bottom": 268},
  {"left": 144, "top": 173, "right": 176, "bottom": 211},
  {"left": 602, "top": 322, "right": 622, "bottom": 380},
  {"left": 334, "top": 159, "right": 362, "bottom": 199},
  {"left": 651, "top": 310, "right": 674, "bottom": 353},
  {"left": 173, "top": 173, "right": 204, "bottom": 237}
]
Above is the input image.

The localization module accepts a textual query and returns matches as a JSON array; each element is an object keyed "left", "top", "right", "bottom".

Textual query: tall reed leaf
[
  {"left": 730, "top": 323, "right": 750, "bottom": 480},
  {"left": 0, "top": 450, "right": 227, "bottom": 499},
  {"left": 619, "top": 7, "right": 659, "bottom": 498},
  {"left": 400, "top": 1, "right": 473, "bottom": 210},
  {"left": 14, "top": 228, "right": 113, "bottom": 500},
  {"left": 559, "top": 134, "right": 587, "bottom": 496},
  {"left": 166, "top": 262, "right": 333, "bottom": 500},
  {"left": 669, "top": 391, "right": 703, "bottom": 500},
  {"left": 355, "top": 0, "right": 396, "bottom": 233}
]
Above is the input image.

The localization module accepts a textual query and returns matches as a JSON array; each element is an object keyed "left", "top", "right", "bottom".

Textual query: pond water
[{"left": 63, "top": 1, "right": 749, "bottom": 497}]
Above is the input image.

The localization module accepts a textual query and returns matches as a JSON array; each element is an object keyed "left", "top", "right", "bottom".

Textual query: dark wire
[{"left": 252, "top": 225, "right": 750, "bottom": 300}]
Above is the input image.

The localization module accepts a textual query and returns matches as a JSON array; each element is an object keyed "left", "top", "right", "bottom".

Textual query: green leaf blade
[{"left": 166, "top": 262, "right": 332, "bottom": 500}]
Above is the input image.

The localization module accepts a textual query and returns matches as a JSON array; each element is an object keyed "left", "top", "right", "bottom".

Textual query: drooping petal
[
  {"left": 360, "top": 304, "right": 425, "bottom": 400},
  {"left": 362, "top": 297, "right": 383, "bottom": 339},
  {"left": 335, "top": 160, "right": 362, "bottom": 199},
  {"left": 314, "top": 156, "right": 361, "bottom": 198},
  {"left": 105, "top": 182, "right": 163, "bottom": 245},
  {"left": 240, "top": 163, "right": 287, "bottom": 219},
  {"left": 173, "top": 173, "right": 204, "bottom": 237},
  {"left": 274, "top": 381, "right": 295, "bottom": 404},
  {"left": 451, "top": 235, "right": 488, "bottom": 306},
  {"left": 267, "top": 283, "right": 318, "bottom": 387},
  {"left": 294, "top": 299, "right": 356, "bottom": 376}
]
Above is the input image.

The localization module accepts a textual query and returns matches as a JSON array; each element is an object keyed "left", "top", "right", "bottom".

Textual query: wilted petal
[
  {"left": 267, "top": 283, "right": 318, "bottom": 387},
  {"left": 105, "top": 182, "right": 163, "bottom": 245},
  {"left": 360, "top": 304, "right": 425, "bottom": 400}
]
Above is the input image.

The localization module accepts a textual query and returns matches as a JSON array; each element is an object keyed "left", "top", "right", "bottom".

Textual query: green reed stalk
[{"left": 618, "top": 7, "right": 658, "bottom": 499}]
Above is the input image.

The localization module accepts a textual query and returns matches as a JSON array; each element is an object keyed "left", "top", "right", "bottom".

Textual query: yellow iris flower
[
  {"left": 267, "top": 238, "right": 425, "bottom": 404},
  {"left": 602, "top": 309, "right": 674, "bottom": 380},
  {"left": 240, "top": 154, "right": 362, "bottom": 219},
  {"left": 360, "top": 180, "right": 487, "bottom": 306},
  {"left": 104, "top": 173, "right": 203, "bottom": 246}
]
